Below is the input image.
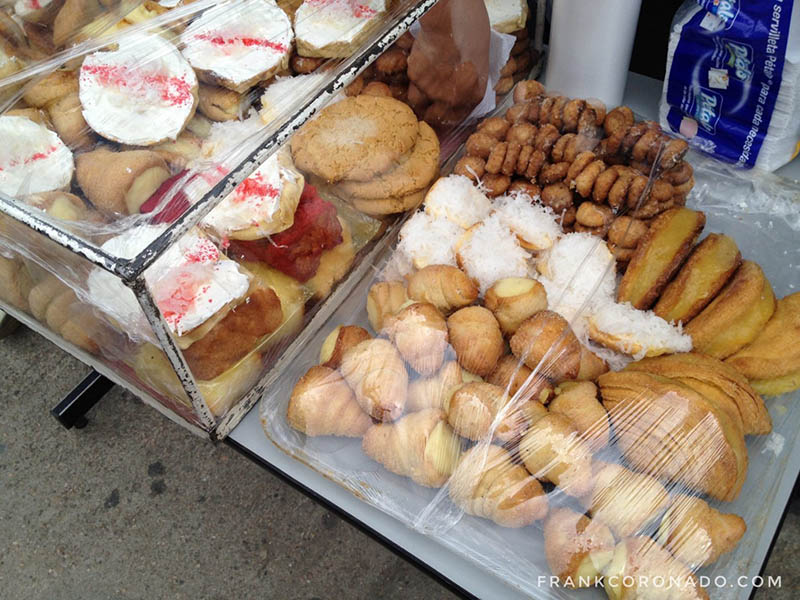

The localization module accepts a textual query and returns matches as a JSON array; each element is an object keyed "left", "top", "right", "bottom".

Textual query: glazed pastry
[
  {"left": 626, "top": 352, "right": 771, "bottom": 435},
  {"left": 75, "top": 147, "right": 171, "bottom": 215},
  {"left": 543, "top": 508, "right": 615, "bottom": 588},
  {"left": 685, "top": 261, "right": 776, "bottom": 359},
  {"left": 583, "top": 462, "right": 669, "bottom": 539},
  {"left": 365, "top": 280, "right": 409, "bottom": 332},
  {"left": 339, "top": 338, "right": 408, "bottom": 421},
  {"left": 406, "top": 264, "right": 478, "bottom": 315},
  {"left": 447, "top": 306, "right": 504, "bottom": 377},
  {"left": 484, "top": 277, "right": 547, "bottom": 335},
  {"left": 548, "top": 381, "right": 609, "bottom": 451},
  {"left": 598, "top": 370, "right": 747, "bottom": 502},
  {"left": 519, "top": 412, "right": 594, "bottom": 497},
  {"left": 384, "top": 302, "right": 448, "bottom": 376},
  {"left": 726, "top": 291, "right": 800, "bottom": 395},
  {"left": 603, "top": 537, "right": 709, "bottom": 600},
  {"left": 362, "top": 408, "right": 462, "bottom": 488},
  {"left": 318, "top": 325, "right": 371, "bottom": 369},
  {"left": 447, "top": 381, "right": 529, "bottom": 443},
  {"left": 509, "top": 311, "right": 581, "bottom": 383},
  {"left": 654, "top": 233, "right": 741, "bottom": 324},
  {"left": 449, "top": 444, "right": 548, "bottom": 528},
  {"left": 287, "top": 366, "right": 372, "bottom": 437},
  {"left": 617, "top": 208, "right": 706, "bottom": 310}
]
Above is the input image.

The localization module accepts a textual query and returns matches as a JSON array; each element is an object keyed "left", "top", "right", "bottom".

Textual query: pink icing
[
  {"left": 193, "top": 32, "right": 288, "bottom": 53},
  {"left": 81, "top": 63, "right": 194, "bottom": 107}
]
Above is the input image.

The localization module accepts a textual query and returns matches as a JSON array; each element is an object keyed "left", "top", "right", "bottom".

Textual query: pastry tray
[{"left": 229, "top": 73, "right": 800, "bottom": 599}]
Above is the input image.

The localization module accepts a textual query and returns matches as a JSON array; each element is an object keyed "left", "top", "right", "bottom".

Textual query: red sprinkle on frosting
[
  {"left": 306, "top": 0, "right": 378, "bottom": 18},
  {"left": 194, "top": 32, "right": 288, "bottom": 53},
  {"left": 233, "top": 173, "right": 280, "bottom": 207},
  {"left": 1, "top": 144, "right": 59, "bottom": 172},
  {"left": 82, "top": 63, "right": 193, "bottom": 107},
  {"left": 184, "top": 238, "right": 220, "bottom": 264}
]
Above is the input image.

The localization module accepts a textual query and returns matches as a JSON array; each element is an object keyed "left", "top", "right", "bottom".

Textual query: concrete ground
[{"left": 1, "top": 324, "right": 798, "bottom": 599}]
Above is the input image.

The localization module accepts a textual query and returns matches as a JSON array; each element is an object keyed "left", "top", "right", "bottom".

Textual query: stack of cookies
[{"left": 290, "top": 95, "right": 440, "bottom": 216}]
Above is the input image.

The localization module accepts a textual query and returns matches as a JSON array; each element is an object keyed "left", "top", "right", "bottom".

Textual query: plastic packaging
[
  {"left": 660, "top": 0, "right": 800, "bottom": 171},
  {"left": 261, "top": 82, "right": 800, "bottom": 599},
  {"left": 0, "top": 0, "right": 508, "bottom": 434}
]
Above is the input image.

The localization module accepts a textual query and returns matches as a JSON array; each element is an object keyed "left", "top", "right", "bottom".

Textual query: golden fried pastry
[
  {"left": 447, "top": 381, "right": 530, "bottom": 443},
  {"left": 726, "top": 291, "right": 800, "bottom": 395},
  {"left": 0, "top": 256, "right": 33, "bottom": 311},
  {"left": 686, "top": 261, "right": 776, "bottom": 359},
  {"left": 543, "top": 508, "right": 615, "bottom": 588},
  {"left": 656, "top": 493, "right": 746, "bottom": 569},
  {"left": 406, "top": 360, "right": 470, "bottom": 412},
  {"left": 519, "top": 413, "right": 594, "bottom": 497},
  {"left": 449, "top": 444, "right": 548, "bottom": 528},
  {"left": 46, "top": 91, "right": 95, "bottom": 151},
  {"left": 447, "top": 306, "right": 504, "bottom": 377},
  {"left": 577, "top": 346, "right": 609, "bottom": 381},
  {"left": 598, "top": 370, "right": 747, "bottom": 502},
  {"left": 626, "top": 352, "right": 771, "bottom": 435},
  {"left": 654, "top": 233, "right": 741, "bottom": 323},
  {"left": 340, "top": 338, "right": 408, "bottom": 421},
  {"left": 197, "top": 83, "right": 246, "bottom": 122},
  {"left": 487, "top": 354, "right": 554, "bottom": 403},
  {"left": 604, "top": 537, "right": 709, "bottom": 600},
  {"left": 75, "top": 147, "right": 171, "bottom": 215},
  {"left": 484, "top": 277, "right": 547, "bottom": 335},
  {"left": 509, "top": 311, "right": 581, "bottom": 383},
  {"left": 319, "top": 325, "right": 372, "bottom": 369},
  {"left": 287, "top": 366, "right": 372, "bottom": 437},
  {"left": 384, "top": 302, "right": 448, "bottom": 376},
  {"left": 549, "top": 381, "right": 609, "bottom": 450},
  {"left": 406, "top": 265, "right": 478, "bottom": 314},
  {"left": 306, "top": 218, "right": 356, "bottom": 300},
  {"left": 617, "top": 208, "right": 706, "bottom": 309},
  {"left": 362, "top": 409, "right": 461, "bottom": 488},
  {"left": 583, "top": 462, "right": 669, "bottom": 539},
  {"left": 366, "top": 280, "right": 409, "bottom": 332}
]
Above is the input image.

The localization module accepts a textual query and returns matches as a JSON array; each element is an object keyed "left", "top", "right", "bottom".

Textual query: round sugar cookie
[
  {"left": 337, "top": 121, "right": 440, "bottom": 199},
  {"left": 349, "top": 188, "right": 425, "bottom": 216},
  {"left": 290, "top": 95, "right": 419, "bottom": 183}
]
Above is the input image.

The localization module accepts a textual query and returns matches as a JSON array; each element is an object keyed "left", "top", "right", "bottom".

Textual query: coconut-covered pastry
[
  {"left": 294, "top": 0, "right": 389, "bottom": 58},
  {"left": 180, "top": 0, "right": 293, "bottom": 93},
  {"left": 79, "top": 34, "right": 199, "bottom": 146},
  {"left": 0, "top": 115, "right": 74, "bottom": 197},
  {"left": 201, "top": 147, "right": 304, "bottom": 241}
]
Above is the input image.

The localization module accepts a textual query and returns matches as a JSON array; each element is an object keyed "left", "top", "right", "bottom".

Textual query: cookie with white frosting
[
  {"left": 181, "top": 0, "right": 293, "bottom": 93},
  {"left": 79, "top": 34, "right": 198, "bottom": 146},
  {"left": 294, "top": 0, "right": 389, "bottom": 58},
  {"left": 0, "top": 115, "right": 74, "bottom": 197}
]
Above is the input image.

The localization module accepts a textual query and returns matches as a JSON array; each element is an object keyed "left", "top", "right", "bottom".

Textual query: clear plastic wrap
[
  {"left": 0, "top": 0, "right": 516, "bottom": 434},
  {"left": 261, "top": 81, "right": 800, "bottom": 598}
]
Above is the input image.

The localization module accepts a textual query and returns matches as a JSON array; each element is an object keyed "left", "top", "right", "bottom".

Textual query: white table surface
[{"left": 227, "top": 72, "right": 800, "bottom": 600}]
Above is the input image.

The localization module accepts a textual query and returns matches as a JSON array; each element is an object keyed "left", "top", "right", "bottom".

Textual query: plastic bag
[
  {"left": 660, "top": 0, "right": 800, "bottom": 171},
  {"left": 261, "top": 81, "right": 800, "bottom": 599}
]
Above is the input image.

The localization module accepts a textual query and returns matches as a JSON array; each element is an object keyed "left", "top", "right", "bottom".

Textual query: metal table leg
[{"left": 51, "top": 370, "right": 114, "bottom": 429}]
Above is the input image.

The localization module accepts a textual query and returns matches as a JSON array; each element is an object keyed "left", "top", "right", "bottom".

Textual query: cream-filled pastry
[
  {"left": 0, "top": 115, "right": 74, "bottom": 197},
  {"left": 180, "top": 0, "right": 293, "bottom": 93},
  {"left": 79, "top": 34, "right": 198, "bottom": 146},
  {"left": 202, "top": 148, "right": 304, "bottom": 240},
  {"left": 294, "top": 0, "right": 389, "bottom": 58},
  {"left": 88, "top": 226, "right": 250, "bottom": 339}
]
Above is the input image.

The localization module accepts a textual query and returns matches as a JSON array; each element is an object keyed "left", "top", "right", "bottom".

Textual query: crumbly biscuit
[
  {"left": 337, "top": 122, "right": 440, "bottom": 199},
  {"left": 290, "top": 95, "right": 419, "bottom": 183}
]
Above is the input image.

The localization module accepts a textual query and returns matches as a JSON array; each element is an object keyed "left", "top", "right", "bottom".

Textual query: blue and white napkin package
[{"left": 660, "top": 0, "right": 800, "bottom": 171}]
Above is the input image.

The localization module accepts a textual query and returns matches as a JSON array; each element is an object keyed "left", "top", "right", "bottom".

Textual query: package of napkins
[{"left": 660, "top": 0, "right": 800, "bottom": 171}]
